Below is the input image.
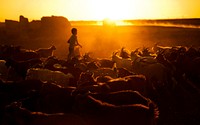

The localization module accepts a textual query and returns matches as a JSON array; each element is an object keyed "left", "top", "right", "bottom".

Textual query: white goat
[
  {"left": 130, "top": 50, "right": 170, "bottom": 90},
  {"left": 35, "top": 45, "right": 56, "bottom": 58},
  {"left": 26, "top": 68, "right": 74, "bottom": 88},
  {"left": 130, "top": 50, "right": 157, "bottom": 64},
  {"left": 112, "top": 52, "right": 132, "bottom": 71}
]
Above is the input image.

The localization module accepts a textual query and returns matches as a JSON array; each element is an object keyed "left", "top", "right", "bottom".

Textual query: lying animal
[
  {"left": 75, "top": 93, "right": 159, "bottom": 125},
  {"left": 2, "top": 101, "right": 87, "bottom": 125}
]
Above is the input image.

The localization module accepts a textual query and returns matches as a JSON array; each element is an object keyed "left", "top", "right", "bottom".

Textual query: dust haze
[
  {"left": 1, "top": 16, "right": 200, "bottom": 59},
  {"left": 72, "top": 24, "right": 200, "bottom": 59}
]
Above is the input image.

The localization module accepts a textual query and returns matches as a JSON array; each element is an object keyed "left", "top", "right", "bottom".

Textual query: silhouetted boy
[{"left": 67, "top": 28, "right": 82, "bottom": 60}]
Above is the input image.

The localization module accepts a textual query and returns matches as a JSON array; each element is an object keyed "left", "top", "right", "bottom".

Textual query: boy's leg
[{"left": 68, "top": 47, "right": 74, "bottom": 60}]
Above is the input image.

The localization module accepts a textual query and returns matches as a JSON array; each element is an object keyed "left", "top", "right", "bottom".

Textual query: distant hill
[
  {"left": 70, "top": 18, "right": 200, "bottom": 26},
  {"left": 124, "top": 18, "right": 200, "bottom": 26}
]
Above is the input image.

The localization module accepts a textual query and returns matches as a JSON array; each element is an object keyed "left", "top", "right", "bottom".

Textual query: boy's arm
[
  {"left": 78, "top": 42, "right": 82, "bottom": 48},
  {"left": 76, "top": 38, "right": 82, "bottom": 48}
]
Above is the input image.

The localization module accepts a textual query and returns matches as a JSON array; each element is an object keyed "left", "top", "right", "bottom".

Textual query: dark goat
[
  {"left": 89, "top": 90, "right": 150, "bottom": 106},
  {"left": 2, "top": 102, "right": 87, "bottom": 125},
  {"left": 5, "top": 58, "right": 42, "bottom": 80},
  {"left": 75, "top": 93, "right": 159, "bottom": 125}
]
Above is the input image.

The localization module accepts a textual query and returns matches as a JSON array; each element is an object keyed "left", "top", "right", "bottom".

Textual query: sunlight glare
[{"left": 89, "top": 0, "right": 133, "bottom": 20}]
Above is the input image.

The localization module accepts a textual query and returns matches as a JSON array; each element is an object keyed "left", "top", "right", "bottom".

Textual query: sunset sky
[{"left": 1, "top": 0, "right": 200, "bottom": 22}]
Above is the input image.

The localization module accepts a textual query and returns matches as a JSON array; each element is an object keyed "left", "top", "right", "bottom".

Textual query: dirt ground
[{"left": 1, "top": 25, "right": 200, "bottom": 59}]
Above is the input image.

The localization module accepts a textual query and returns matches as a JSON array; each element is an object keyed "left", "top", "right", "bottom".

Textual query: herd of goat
[{"left": 0, "top": 44, "right": 200, "bottom": 125}]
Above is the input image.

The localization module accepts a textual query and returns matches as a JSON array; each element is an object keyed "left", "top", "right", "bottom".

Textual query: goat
[
  {"left": 35, "top": 45, "right": 56, "bottom": 58},
  {"left": 5, "top": 58, "right": 42, "bottom": 80},
  {"left": 0, "top": 60, "right": 9, "bottom": 80},
  {"left": 112, "top": 52, "right": 132, "bottom": 71},
  {"left": 75, "top": 93, "right": 159, "bottom": 125},
  {"left": 26, "top": 68, "right": 74, "bottom": 88},
  {"left": 2, "top": 101, "right": 87, "bottom": 125}
]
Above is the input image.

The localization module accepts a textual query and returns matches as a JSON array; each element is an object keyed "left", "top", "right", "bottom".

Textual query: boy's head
[{"left": 71, "top": 28, "right": 77, "bottom": 34}]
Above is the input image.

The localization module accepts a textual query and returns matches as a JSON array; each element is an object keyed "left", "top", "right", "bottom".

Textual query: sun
[{"left": 90, "top": 0, "right": 133, "bottom": 20}]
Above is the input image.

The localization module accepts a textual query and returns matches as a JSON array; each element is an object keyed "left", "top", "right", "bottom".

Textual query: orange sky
[{"left": 0, "top": 0, "right": 200, "bottom": 22}]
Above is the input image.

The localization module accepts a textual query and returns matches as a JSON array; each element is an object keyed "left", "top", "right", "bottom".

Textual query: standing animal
[
  {"left": 5, "top": 58, "right": 42, "bottom": 80},
  {"left": 131, "top": 50, "right": 172, "bottom": 91},
  {"left": 119, "top": 47, "right": 130, "bottom": 59},
  {"left": 35, "top": 45, "right": 56, "bottom": 58},
  {"left": 106, "top": 75, "right": 147, "bottom": 96},
  {"left": 97, "top": 59, "right": 115, "bottom": 68},
  {"left": 0, "top": 60, "right": 9, "bottom": 80},
  {"left": 26, "top": 68, "right": 74, "bottom": 88},
  {"left": 112, "top": 52, "right": 132, "bottom": 71}
]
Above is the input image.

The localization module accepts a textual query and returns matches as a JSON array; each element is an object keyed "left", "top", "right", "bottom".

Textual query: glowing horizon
[{"left": 0, "top": 0, "right": 200, "bottom": 22}]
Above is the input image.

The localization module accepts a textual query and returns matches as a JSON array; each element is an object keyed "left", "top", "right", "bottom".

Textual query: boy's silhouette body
[{"left": 67, "top": 28, "right": 82, "bottom": 60}]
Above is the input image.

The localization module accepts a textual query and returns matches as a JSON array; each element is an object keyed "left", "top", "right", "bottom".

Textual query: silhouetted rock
[
  {"left": 19, "top": 15, "right": 29, "bottom": 32},
  {"left": 5, "top": 19, "right": 20, "bottom": 39},
  {"left": 40, "top": 16, "right": 71, "bottom": 39}
]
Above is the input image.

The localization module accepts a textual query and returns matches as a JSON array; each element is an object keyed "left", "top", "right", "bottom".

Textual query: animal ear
[
  {"left": 112, "top": 63, "right": 117, "bottom": 70},
  {"left": 132, "top": 48, "right": 139, "bottom": 53},
  {"left": 154, "top": 42, "right": 160, "bottom": 46}
]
